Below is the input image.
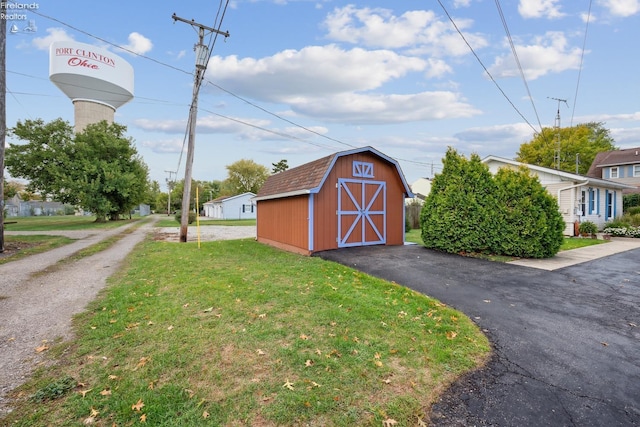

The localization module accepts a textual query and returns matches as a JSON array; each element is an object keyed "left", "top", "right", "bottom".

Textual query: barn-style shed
[{"left": 254, "top": 146, "right": 413, "bottom": 255}]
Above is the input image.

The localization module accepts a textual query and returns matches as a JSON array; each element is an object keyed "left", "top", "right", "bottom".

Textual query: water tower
[{"left": 49, "top": 41, "right": 134, "bottom": 133}]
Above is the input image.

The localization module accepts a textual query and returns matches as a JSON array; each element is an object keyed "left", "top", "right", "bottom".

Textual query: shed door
[{"left": 337, "top": 178, "right": 386, "bottom": 248}]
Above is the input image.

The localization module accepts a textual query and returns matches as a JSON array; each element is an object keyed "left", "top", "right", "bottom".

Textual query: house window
[
  {"left": 610, "top": 167, "right": 619, "bottom": 178},
  {"left": 589, "top": 189, "right": 595, "bottom": 214},
  {"left": 579, "top": 190, "right": 586, "bottom": 217},
  {"left": 353, "top": 161, "right": 374, "bottom": 178},
  {"left": 606, "top": 191, "right": 614, "bottom": 219},
  {"left": 634, "top": 165, "right": 640, "bottom": 177}
]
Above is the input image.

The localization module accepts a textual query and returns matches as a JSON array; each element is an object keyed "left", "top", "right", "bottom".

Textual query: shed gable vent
[{"left": 353, "top": 161, "right": 374, "bottom": 178}]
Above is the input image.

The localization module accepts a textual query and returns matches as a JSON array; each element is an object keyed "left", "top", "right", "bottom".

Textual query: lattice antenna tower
[{"left": 549, "top": 97, "right": 568, "bottom": 170}]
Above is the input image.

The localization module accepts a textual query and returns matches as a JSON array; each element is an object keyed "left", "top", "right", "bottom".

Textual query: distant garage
[{"left": 253, "top": 146, "right": 414, "bottom": 255}]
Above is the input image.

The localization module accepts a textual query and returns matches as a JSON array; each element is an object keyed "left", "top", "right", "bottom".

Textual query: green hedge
[{"left": 420, "top": 148, "right": 564, "bottom": 259}]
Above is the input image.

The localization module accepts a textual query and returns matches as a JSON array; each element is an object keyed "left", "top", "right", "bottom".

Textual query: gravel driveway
[{"left": 0, "top": 218, "right": 254, "bottom": 416}]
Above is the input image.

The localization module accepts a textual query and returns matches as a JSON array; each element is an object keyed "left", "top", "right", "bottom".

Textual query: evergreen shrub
[{"left": 420, "top": 148, "right": 564, "bottom": 258}]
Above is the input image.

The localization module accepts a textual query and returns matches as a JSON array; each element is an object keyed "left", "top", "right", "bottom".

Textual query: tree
[
  {"left": 272, "top": 159, "right": 289, "bottom": 174},
  {"left": 420, "top": 148, "right": 564, "bottom": 258},
  {"left": 224, "top": 159, "right": 269, "bottom": 194},
  {"left": 493, "top": 167, "right": 564, "bottom": 258},
  {"left": 420, "top": 148, "right": 497, "bottom": 254},
  {"left": 517, "top": 122, "right": 617, "bottom": 174},
  {"left": 6, "top": 119, "right": 149, "bottom": 222}
]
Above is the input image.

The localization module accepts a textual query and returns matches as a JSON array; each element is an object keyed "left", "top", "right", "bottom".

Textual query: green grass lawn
[
  {"left": 405, "top": 229, "right": 607, "bottom": 253},
  {"left": 3, "top": 239, "right": 490, "bottom": 426},
  {"left": 155, "top": 218, "right": 257, "bottom": 227},
  {"left": 4, "top": 215, "right": 139, "bottom": 231},
  {"left": 0, "top": 235, "right": 75, "bottom": 265}
]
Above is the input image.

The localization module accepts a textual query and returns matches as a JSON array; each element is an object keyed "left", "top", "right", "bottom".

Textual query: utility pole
[
  {"left": 172, "top": 13, "right": 229, "bottom": 242},
  {"left": 548, "top": 97, "right": 568, "bottom": 170},
  {"left": 164, "top": 170, "right": 176, "bottom": 216},
  {"left": 1, "top": 3, "right": 7, "bottom": 253}
]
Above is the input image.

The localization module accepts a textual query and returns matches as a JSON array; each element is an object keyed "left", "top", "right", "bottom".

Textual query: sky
[{"left": 5, "top": 0, "right": 640, "bottom": 191}]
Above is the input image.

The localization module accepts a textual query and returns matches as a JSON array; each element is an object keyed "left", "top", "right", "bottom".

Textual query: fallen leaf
[
  {"left": 100, "top": 389, "right": 111, "bottom": 396},
  {"left": 601, "top": 342, "right": 608, "bottom": 347},
  {"left": 300, "top": 334, "right": 310, "bottom": 340},
  {"left": 203, "top": 411, "right": 210, "bottom": 419},
  {"left": 135, "top": 357, "right": 150, "bottom": 370},
  {"left": 140, "top": 413, "right": 147, "bottom": 423},
  {"left": 382, "top": 378, "right": 392, "bottom": 384},
  {"left": 483, "top": 299, "right": 491, "bottom": 303},
  {"left": 167, "top": 325, "right": 174, "bottom": 331},
  {"left": 258, "top": 313, "right": 266, "bottom": 318},
  {"left": 311, "top": 381, "right": 321, "bottom": 388},
  {"left": 109, "top": 319, "right": 117, "bottom": 324},
  {"left": 147, "top": 321, "right": 154, "bottom": 326},
  {"left": 374, "top": 352, "right": 381, "bottom": 359},
  {"left": 79, "top": 389, "right": 93, "bottom": 398},
  {"left": 203, "top": 307, "right": 213, "bottom": 313},
  {"left": 132, "top": 399, "right": 144, "bottom": 411},
  {"left": 183, "top": 303, "right": 190, "bottom": 308},
  {"left": 283, "top": 379, "right": 295, "bottom": 390},
  {"left": 629, "top": 322, "right": 637, "bottom": 327},
  {"left": 383, "top": 418, "right": 398, "bottom": 426},
  {"left": 305, "top": 359, "right": 314, "bottom": 367},
  {"left": 374, "top": 360, "right": 383, "bottom": 367},
  {"left": 108, "top": 375, "right": 118, "bottom": 380},
  {"left": 83, "top": 417, "right": 95, "bottom": 425},
  {"left": 315, "top": 349, "right": 322, "bottom": 355},
  {"left": 35, "top": 344, "right": 49, "bottom": 353},
  {"left": 256, "top": 349, "right": 266, "bottom": 356},
  {"left": 90, "top": 408, "right": 99, "bottom": 417},
  {"left": 446, "top": 331, "right": 458, "bottom": 340}
]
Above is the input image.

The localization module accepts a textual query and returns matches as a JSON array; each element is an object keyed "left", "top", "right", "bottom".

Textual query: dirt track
[{"left": 0, "top": 218, "right": 257, "bottom": 416}]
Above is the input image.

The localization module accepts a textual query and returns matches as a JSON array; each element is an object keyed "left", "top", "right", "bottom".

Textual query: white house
[
  {"left": 203, "top": 192, "right": 256, "bottom": 220},
  {"left": 408, "top": 177, "right": 432, "bottom": 204},
  {"left": 482, "top": 156, "right": 635, "bottom": 235}
]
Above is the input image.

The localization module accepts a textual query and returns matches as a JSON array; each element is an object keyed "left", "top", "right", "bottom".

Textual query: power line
[
  {"left": 436, "top": 0, "right": 539, "bottom": 135},
  {"left": 570, "top": 0, "right": 593, "bottom": 127},
  {"left": 494, "top": 0, "right": 543, "bottom": 131}
]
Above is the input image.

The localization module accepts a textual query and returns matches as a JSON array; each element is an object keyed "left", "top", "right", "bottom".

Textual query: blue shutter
[
  {"left": 629, "top": 166, "right": 634, "bottom": 177},
  {"left": 605, "top": 190, "right": 609, "bottom": 220},
  {"left": 604, "top": 169, "right": 610, "bottom": 179},
  {"left": 596, "top": 189, "right": 600, "bottom": 215},
  {"left": 614, "top": 192, "right": 617, "bottom": 218},
  {"left": 588, "top": 189, "right": 593, "bottom": 214}
]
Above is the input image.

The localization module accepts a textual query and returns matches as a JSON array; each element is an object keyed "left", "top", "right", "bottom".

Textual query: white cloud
[
  {"left": 599, "top": 0, "right": 640, "bottom": 16},
  {"left": 488, "top": 32, "right": 584, "bottom": 80},
  {"left": 121, "top": 32, "right": 153, "bottom": 55},
  {"left": 323, "top": 5, "right": 488, "bottom": 56},
  {"left": 31, "top": 28, "right": 74, "bottom": 50},
  {"left": 207, "top": 45, "right": 425, "bottom": 102},
  {"left": 141, "top": 138, "right": 184, "bottom": 154},
  {"left": 518, "top": 0, "right": 565, "bottom": 19},
  {"left": 289, "top": 91, "right": 480, "bottom": 124},
  {"left": 453, "top": 0, "right": 473, "bottom": 8}
]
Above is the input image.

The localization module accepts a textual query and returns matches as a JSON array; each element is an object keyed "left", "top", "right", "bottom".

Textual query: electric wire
[
  {"left": 494, "top": 0, "right": 543, "bottom": 132},
  {"left": 436, "top": 0, "right": 539, "bottom": 135},
  {"left": 570, "top": 0, "right": 593, "bottom": 127},
  {"left": 8, "top": 1, "right": 445, "bottom": 176}
]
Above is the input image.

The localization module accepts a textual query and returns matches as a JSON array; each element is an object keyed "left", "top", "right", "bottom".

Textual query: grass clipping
[{"left": 6, "top": 239, "right": 489, "bottom": 427}]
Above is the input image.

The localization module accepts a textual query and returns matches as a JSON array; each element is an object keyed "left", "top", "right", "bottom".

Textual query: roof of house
[
  {"left": 482, "top": 155, "right": 636, "bottom": 190},
  {"left": 586, "top": 147, "right": 640, "bottom": 178},
  {"left": 254, "top": 146, "right": 413, "bottom": 201},
  {"left": 204, "top": 192, "right": 255, "bottom": 205}
]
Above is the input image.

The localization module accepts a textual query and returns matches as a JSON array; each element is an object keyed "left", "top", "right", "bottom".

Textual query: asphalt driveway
[{"left": 315, "top": 245, "right": 640, "bottom": 426}]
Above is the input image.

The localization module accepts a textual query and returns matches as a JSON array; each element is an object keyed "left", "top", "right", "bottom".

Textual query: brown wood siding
[
  {"left": 312, "top": 152, "right": 406, "bottom": 251},
  {"left": 257, "top": 196, "right": 309, "bottom": 252}
]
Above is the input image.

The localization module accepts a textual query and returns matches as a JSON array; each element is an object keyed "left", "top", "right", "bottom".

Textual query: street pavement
[{"left": 316, "top": 241, "right": 640, "bottom": 426}]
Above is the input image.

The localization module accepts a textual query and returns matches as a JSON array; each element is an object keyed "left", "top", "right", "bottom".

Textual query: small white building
[
  {"left": 408, "top": 177, "right": 432, "bottom": 203},
  {"left": 203, "top": 192, "right": 256, "bottom": 220}
]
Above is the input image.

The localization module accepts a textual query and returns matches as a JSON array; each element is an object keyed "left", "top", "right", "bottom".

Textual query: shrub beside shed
[{"left": 254, "top": 146, "right": 413, "bottom": 255}]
